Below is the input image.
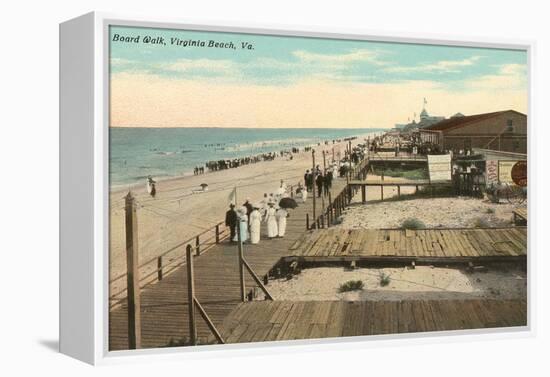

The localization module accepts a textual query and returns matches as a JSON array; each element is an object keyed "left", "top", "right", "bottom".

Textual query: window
[{"left": 506, "top": 119, "right": 514, "bottom": 132}]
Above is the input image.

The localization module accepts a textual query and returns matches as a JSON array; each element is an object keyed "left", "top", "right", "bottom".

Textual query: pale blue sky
[
  {"left": 109, "top": 25, "right": 528, "bottom": 128},
  {"left": 110, "top": 25, "right": 527, "bottom": 88}
]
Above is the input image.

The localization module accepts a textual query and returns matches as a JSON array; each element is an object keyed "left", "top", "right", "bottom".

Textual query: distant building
[
  {"left": 396, "top": 103, "right": 446, "bottom": 132},
  {"left": 418, "top": 107, "right": 445, "bottom": 127},
  {"left": 424, "top": 110, "right": 527, "bottom": 154}
]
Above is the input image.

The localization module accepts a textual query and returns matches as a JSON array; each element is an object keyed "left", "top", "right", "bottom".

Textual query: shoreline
[
  {"left": 109, "top": 134, "right": 372, "bottom": 294},
  {"left": 109, "top": 131, "right": 378, "bottom": 194}
]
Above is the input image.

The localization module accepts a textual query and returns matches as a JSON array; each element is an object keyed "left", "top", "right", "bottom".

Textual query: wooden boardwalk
[
  {"left": 109, "top": 179, "right": 348, "bottom": 350},
  {"left": 110, "top": 160, "right": 528, "bottom": 351},
  {"left": 219, "top": 299, "right": 527, "bottom": 343},
  {"left": 288, "top": 228, "right": 527, "bottom": 262}
]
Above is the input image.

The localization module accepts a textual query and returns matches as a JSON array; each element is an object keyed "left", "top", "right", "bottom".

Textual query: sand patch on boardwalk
[
  {"left": 266, "top": 266, "right": 526, "bottom": 301},
  {"left": 337, "top": 197, "right": 524, "bottom": 229}
]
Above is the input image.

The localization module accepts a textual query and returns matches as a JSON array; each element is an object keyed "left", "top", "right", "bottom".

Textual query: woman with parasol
[{"left": 276, "top": 197, "right": 298, "bottom": 238}]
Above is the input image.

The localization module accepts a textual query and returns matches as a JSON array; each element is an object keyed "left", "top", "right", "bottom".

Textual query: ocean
[{"left": 109, "top": 127, "right": 385, "bottom": 187}]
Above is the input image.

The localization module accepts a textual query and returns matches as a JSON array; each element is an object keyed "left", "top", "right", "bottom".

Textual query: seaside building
[
  {"left": 396, "top": 100, "right": 446, "bottom": 133},
  {"left": 424, "top": 109, "right": 527, "bottom": 154}
]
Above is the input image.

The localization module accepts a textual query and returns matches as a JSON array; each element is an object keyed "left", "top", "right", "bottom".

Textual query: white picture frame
[{"left": 60, "top": 11, "right": 534, "bottom": 365}]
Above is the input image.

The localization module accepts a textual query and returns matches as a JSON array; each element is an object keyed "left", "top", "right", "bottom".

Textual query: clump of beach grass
[
  {"left": 400, "top": 217, "right": 426, "bottom": 230},
  {"left": 485, "top": 207, "right": 495, "bottom": 214},
  {"left": 338, "top": 280, "right": 364, "bottom": 293},
  {"left": 379, "top": 273, "right": 391, "bottom": 287},
  {"left": 472, "top": 217, "right": 490, "bottom": 228}
]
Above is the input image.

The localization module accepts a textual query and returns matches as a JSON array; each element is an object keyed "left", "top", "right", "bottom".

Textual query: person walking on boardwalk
[
  {"left": 243, "top": 198, "right": 253, "bottom": 230},
  {"left": 296, "top": 182, "right": 307, "bottom": 203},
  {"left": 225, "top": 204, "right": 238, "bottom": 243},
  {"left": 236, "top": 206, "right": 249, "bottom": 243},
  {"left": 316, "top": 172, "right": 324, "bottom": 198},
  {"left": 264, "top": 201, "right": 278, "bottom": 239},
  {"left": 249, "top": 204, "right": 262, "bottom": 244},
  {"left": 260, "top": 193, "right": 269, "bottom": 217},
  {"left": 275, "top": 207, "right": 288, "bottom": 238},
  {"left": 305, "top": 170, "right": 313, "bottom": 192},
  {"left": 326, "top": 169, "right": 333, "bottom": 191}
]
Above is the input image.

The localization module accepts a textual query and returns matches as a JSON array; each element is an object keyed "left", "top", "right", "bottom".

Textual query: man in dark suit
[{"left": 225, "top": 204, "right": 238, "bottom": 242}]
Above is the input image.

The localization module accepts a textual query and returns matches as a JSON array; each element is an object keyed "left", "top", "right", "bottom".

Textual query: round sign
[{"left": 511, "top": 161, "right": 527, "bottom": 187}]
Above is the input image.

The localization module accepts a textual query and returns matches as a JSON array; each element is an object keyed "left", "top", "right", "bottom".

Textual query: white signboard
[{"left": 427, "top": 154, "right": 451, "bottom": 182}]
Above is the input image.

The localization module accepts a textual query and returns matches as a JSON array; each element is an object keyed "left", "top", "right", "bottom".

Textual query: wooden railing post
[
  {"left": 237, "top": 222, "right": 246, "bottom": 302},
  {"left": 186, "top": 245, "right": 197, "bottom": 346},
  {"left": 328, "top": 192, "right": 333, "bottom": 225},
  {"left": 306, "top": 213, "right": 310, "bottom": 230},
  {"left": 215, "top": 224, "right": 220, "bottom": 244},
  {"left": 157, "top": 256, "right": 163, "bottom": 281},
  {"left": 195, "top": 235, "right": 200, "bottom": 256},
  {"left": 124, "top": 192, "right": 141, "bottom": 349},
  {"left": 312, "top": 150, "right": 316, "bottom": 224}
]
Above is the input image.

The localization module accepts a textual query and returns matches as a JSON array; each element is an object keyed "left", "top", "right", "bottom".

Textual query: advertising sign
[{"left": 427, "top": 154, "right": 452, "bottom": 182}]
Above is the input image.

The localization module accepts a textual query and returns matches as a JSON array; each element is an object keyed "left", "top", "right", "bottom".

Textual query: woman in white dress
[
  {"left": 275, "top": 208, "right": 288, "bottom": 238},
  {"left": 264, "top": 202, "right": 278, "bottom": 239},
  {"left": 234, "top": 207, "right": 249, "bottom": 242},
  {"left": 249, "top": 205, "right": 261, "bottom": 244}
]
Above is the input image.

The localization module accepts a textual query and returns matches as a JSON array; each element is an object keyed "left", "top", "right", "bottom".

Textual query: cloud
[
  {"left": 463, "top": 63, "right": 527, "bottom": 91},
  {"left": 110, "top": 58, "right": 134, "bottom": 67},
  {"left": 292, "top": 49, "right": 389, "bottom": 66},
  {"left": 158, "top": 58, "right": 239, "bottom": 75},
  {"left": 386, "top": 56, "right": 483, "bottom": 73}
]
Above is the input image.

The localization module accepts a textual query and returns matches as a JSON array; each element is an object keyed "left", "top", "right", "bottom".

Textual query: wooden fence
[{"left": 307, "top": 157, "right": 369, "bottom": 230}]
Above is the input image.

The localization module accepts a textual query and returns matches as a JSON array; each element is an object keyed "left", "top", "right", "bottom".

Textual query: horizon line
[{"left": 109, "top": 125, "right": 392, "bottom": 129}]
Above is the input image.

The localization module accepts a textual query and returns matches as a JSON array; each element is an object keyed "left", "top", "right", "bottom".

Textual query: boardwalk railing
[
  {"left": 185, "top": 245, "right": 225, "bottom": 345},
  {"left": 236, "top": 222, "right": 274, "bottom": 302},
  {"left": 109, "top": 219, "right": 229, "bottom": 309},
  {"left": 307, "top": 157, "right": 369, "bottom": 230}
]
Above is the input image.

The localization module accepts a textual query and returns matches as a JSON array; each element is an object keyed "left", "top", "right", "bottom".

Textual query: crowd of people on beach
[
  {"left": 193, "top": 137, "right": 359, "bottom": 177},
  {"left": 225, "top": 180, "right": 292, "bottom": 245},
  {"left": 194, "top": 151, "right": 281, "bottom": 175}
]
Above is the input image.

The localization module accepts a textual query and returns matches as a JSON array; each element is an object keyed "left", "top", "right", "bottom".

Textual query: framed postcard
[{"left": 60, "top": 12, "right": 532, "bottom": 365}]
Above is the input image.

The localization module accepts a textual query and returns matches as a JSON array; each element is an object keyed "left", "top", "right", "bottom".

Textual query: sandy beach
[
  {"left": 337, "top": 196, "right": 525, "bottom": 230},
  {"left": 109, "top": 134, "right": 371, "bottom": 294},
  {"left": 266, "top": 265, "right": 527, "bottom": 301}
]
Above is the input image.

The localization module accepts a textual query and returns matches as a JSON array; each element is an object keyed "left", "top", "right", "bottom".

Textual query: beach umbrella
[
  {"left": 279, "top": 197, "right": 298, "bottom": 209},
  {"left": 200, "top": 183, "right": 208, "bottom": 188}
]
